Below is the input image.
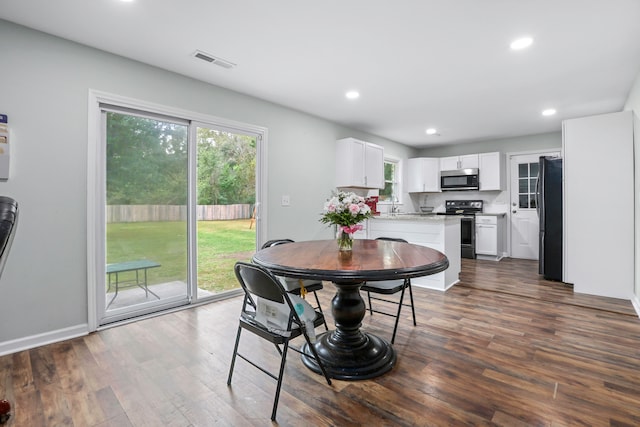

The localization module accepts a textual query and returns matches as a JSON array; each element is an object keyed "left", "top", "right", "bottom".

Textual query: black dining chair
[
  {"left": 361, "top": 237, "right": 417, "bottom": 344},
  {"left": 0, "top": 196, "right": 18, "bottom": 425},
  {"left": 261, "top": 239, "right": 328, "bottom": 330},
  {"left": 227, "top": 261, "right": 332, "bottom": 421}
]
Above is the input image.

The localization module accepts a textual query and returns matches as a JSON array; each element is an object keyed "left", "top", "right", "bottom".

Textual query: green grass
[{"left": 107, "top": 219, "right": 256, "bottom": 294}]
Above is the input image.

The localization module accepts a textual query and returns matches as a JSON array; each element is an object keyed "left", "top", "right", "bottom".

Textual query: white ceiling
[{"left": 2, "top": 0, "right": 640, "bottom": 147}]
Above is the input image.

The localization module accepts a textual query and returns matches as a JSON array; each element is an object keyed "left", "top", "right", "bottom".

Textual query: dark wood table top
[{"left": 252, "top": 239, "right": 449, "bottom": 283}]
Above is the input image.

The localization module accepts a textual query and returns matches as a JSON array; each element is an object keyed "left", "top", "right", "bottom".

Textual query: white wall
[
  {"left": 623, "top": 71, "right": 640, "bottom": 307},
  {"left": 416, "top": 132, "right": 562, "bottom": 158},
  {"left": 0, "top": 20, "right": 416, "bottom": 351}
]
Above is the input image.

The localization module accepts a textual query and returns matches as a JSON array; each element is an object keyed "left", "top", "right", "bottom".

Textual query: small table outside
[
  {"left": 106, "top": 260, "right": 161, "bottom": 308},
  {"left": 252, "top": 239, "right": 449, "bottom": 380}
]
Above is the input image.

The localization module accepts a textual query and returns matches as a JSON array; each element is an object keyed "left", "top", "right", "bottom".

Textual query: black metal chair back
[
  {"left": 261, "top": 239, "right": 294, "bottom": 249},
  {"left": 259, "top": 238, "right": 328, "bottom": 330},
  {"left": 228, "top": 262, "right": 331, "bottom": 421},
  {"left": 235, "top": 261, "right": 286, "bottom": 304},
  {"left": 361, "top": 237, "right": 417, "bottom": 344}
]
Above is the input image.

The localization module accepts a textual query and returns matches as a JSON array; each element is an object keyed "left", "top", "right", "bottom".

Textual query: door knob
[{"left": 512, "top": 210, "right": 517, "bottom": 214}]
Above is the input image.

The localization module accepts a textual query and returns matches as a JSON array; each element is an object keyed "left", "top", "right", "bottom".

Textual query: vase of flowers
[{"left": 320, "top": 191, "right": 373, "bottom": 252}]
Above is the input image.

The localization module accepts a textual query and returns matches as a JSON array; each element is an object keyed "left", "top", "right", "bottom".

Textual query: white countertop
[
  {"left": 372, "top": 214, "right": 460, "bottom": 221},
  {"left": 373, "top": 212, "right": 506, "bottom": 219}
]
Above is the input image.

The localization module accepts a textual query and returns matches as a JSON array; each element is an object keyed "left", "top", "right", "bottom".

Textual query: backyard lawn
[{"left": 107, "top": 219, "right": 256, "bottom": 294}]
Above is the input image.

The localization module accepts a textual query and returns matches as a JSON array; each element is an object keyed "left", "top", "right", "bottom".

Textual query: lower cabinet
[
  {"left": 368, "top": 217, "right": 460, "bottom": 290},
  {"left": 475, "top": 215, "right": 505, "bottom": 261}
]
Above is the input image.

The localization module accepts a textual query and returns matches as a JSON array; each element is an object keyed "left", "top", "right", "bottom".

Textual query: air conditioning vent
[
  {"left": 194, "top": 52, "right": 215, "bottom": 63},
  {"left": 192, "top": 50, "right": 236, "bottom": 69}
]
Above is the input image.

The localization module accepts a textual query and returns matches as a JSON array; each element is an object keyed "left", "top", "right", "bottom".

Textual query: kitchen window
[{"left": 379, "top": 158, "right": 400, "bottom": 203}]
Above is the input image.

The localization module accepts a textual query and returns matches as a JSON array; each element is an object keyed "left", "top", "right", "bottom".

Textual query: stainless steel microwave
[{"left": 440, "top": 168, "right": 479, "bottom": 191}]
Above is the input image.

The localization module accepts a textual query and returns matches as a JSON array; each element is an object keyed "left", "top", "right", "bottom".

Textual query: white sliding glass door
[{"left": 88, "top": 92, "right": 267, "bottom": 329}]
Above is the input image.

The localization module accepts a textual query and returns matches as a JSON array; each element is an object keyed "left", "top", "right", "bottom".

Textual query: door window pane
[
  {"left": 519, "top": 178, "right": 528, "bottom": 193},
  {"left": 519, "top": 163, "right": 528, "bottom": 178},
  {"left": 196, "top": 127, "right": 256, "bottom": 295},
  {"left": 517, "top": 162, "right": 539, "bottom": 209},
  {"left": 105, "top": 111, "right": 188, "bottom": 312},
  {"left": 519, "top": 195, "right": 529, "bottom": 209}
]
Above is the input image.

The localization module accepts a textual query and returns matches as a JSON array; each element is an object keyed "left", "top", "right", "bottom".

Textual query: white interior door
[{"left": 509, "top": 151, "right": 559, "bottom": 259}]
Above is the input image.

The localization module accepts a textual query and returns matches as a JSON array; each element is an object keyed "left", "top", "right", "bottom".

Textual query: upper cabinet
[
  {"left": 478, "top": 152, "right": 504, "bottom": 191},
  {"left": 407, "top": 157, "right": 440, "bottom": 193},
  {"left": 336, "top": 138, "right": 384, "bottom": 189},
  {"left": 440, "top": 154, "right": 479, "bottom": 171},
  {"left": 409, "top": 151, "right": 504, "bottom": 193}
]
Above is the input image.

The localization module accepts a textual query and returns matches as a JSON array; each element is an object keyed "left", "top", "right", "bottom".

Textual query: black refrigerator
[{"left": 537, "top": 156, "right": 563, "bottom": 281}]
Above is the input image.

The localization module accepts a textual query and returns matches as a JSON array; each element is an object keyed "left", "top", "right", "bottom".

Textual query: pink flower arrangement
[{"left": 320, "top": 191, "right": 372, "bottom": 230}]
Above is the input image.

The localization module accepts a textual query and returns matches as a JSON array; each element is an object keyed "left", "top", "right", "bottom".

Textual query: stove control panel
[{"left": 445, "top": 200, "right": 483, "bottom": 212}]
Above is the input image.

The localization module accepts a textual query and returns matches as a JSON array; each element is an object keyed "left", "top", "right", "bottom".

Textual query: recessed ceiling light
[
  {"left": 120, "top": 0, "right": 134, "bottom": 2},
  {"left": 510, "top": 37, "right": 533, "bottom": 50},
  {"left": 542, "top": 108, "right": 557, "bottom": 116},
  {"left": 345, "top": 91, "right": 360, "bottom": 100},
  {"left": 426, "top": 128, "right": 438, "bottom": 135}
]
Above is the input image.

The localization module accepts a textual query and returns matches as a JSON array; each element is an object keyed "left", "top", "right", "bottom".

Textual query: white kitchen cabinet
[
  {"left": 335, "top": 138, "right": 384, "bottom": 189},
  {"left": 478, "top": 152, "right": 504, "bottom": 191},
  {"left": 407, "top": 157, "right": 440, "bottom": 192},
  {"left": 563, "top": 111, "right": 633, "bottom": 299},
  {"left": 440, "top": 154, "right": 478, "bottom": 171},
  {"left": 475, "top": 215, "right": 505, "bottom": 260}
]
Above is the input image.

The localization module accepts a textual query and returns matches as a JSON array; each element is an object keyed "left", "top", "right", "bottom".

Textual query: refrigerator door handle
[{"left": 535, "top": 170, "right": 541, "bottom": 218}]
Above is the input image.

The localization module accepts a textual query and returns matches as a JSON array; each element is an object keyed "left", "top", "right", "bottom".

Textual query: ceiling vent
[{"left": 192, "top": 50, "right": 236, "bottom": 69}]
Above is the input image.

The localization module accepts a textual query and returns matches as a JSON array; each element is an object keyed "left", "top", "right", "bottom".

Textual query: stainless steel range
[{"left": 438, "top": 200, "right": 483, "bottom": 259}]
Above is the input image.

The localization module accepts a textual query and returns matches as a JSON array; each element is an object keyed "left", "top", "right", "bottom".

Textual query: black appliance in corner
[{"left": 537, "top": 156, "right": 563, "bottom": 281}]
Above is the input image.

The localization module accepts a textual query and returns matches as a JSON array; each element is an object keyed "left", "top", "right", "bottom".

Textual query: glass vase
[{"left": 337, "top": 230, "right": 354, "bottom": 252}]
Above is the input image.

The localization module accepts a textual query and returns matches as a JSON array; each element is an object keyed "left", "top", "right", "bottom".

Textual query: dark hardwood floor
[{"left": 2, "top": 258, "right": 640, "bottom": 426}]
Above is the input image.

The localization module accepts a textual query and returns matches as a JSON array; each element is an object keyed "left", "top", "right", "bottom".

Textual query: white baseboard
[
  {"left": 0, "top": 324, "right": 89, "bottom": 357},
  {"left": 631, "top": 295, "right": 640, "bottom": 318},
  {"left": 412, "top": 278, "right": 459, "bottom": 292}
]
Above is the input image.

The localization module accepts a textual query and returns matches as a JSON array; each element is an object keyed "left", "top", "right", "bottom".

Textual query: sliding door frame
[{"left": 87, "top": 90, "right": 268, "bottom": 331}]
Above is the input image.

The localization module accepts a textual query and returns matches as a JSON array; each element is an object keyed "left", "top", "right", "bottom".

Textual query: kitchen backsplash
[{"left": 408, "top": 191, "right": 509, "bottom": 214}]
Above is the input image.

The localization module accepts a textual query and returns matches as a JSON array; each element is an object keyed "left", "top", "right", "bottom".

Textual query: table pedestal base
[{"left": 301, "top": 330, "right": 396, "bottom": 380}]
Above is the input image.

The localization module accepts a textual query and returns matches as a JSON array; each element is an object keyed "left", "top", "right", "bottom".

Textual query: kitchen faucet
[{"left": 391, "top": 197, "right": 399, "bottom": 215}]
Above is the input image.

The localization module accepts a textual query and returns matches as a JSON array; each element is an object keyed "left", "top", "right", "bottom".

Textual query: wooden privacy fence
[{"left": 107, "top": 204, "right": 253, "bottom": 223}]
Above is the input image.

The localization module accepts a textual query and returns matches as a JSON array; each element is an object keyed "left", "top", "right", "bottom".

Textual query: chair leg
[
  {"left": 301, "top": 338, "right": 332, "bottom": 386},
  {"left": 390, "top": 286, "right": 407, "bottom": 345},
  {"left": 407, "top": 281, "right": 417, "bottom": 326},
  {"left": 313, "top": 291, "right": 328, "bottom": 330},
  {"left": 271, "top": 342, "right": 290, "bottom": 421},
  {"left": 227, "top": 325, "right": 242, "bottom": 385}
]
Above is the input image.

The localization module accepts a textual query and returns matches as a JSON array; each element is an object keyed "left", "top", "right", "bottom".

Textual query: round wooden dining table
[{"left": 252, "top": 238, "right": 449, "bottom": 380}]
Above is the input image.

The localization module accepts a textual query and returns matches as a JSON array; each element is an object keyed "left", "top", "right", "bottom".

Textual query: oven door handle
[{"left": 469, "top": 217, "right": 475, "bottom": 246}]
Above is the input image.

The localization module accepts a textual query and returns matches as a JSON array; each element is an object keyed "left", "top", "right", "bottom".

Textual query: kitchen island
[{"left": 368, "top": 215, "right": 461, "bottom": 290}]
